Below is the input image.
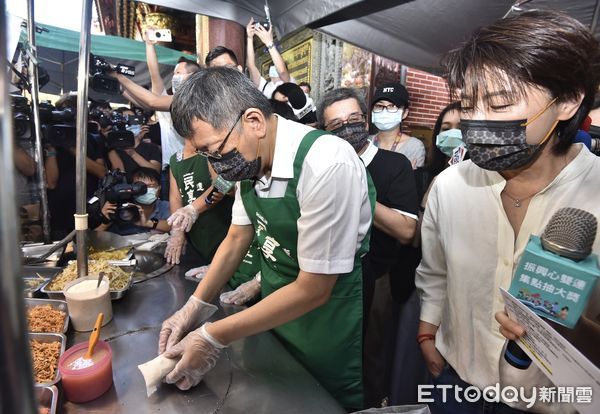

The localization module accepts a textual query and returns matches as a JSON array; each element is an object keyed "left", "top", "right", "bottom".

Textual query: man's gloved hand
[
  {"left": 167, "top": 204, "right": 199, "bottom": 233},
  {"left": 164, "top": 228, "right": 186, "bottom": 265},
  {"left": 185, "top": 265, "right": 210, "bottom": 281},
  {"left": 163, "top": 323, "right": 227, "bottom": 390},
  {"left": 158, "top": 296, "right": 218, "bottom": 354},
  {"left": 219, "top": 275, "right": 261, "bottom": 306}
]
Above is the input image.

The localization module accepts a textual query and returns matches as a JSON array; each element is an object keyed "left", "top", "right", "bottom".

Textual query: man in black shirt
[
  {"left": 45, "top": 134, "right": 106, "bottom": 240},
  {"left": 317, "top": 87, "right": 418, "bottom": 408}
]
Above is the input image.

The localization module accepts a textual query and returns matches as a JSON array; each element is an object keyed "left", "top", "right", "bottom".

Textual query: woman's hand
[
  {"left": 420, "top": 339, "right": 446, "bottom": 377},
  {"left": 495, "top": 310, "right": 526, "bottom": 341}
]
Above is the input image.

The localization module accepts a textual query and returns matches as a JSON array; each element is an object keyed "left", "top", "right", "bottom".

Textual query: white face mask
[
  {"left": 171, "top": 74, "right": 185, "bottom": 93},
  {"left": 268, "top": 65, "right": 279, "bottom": 79},
  {"left": 372, "top": 109, "right": 403, "bottom": 131}
]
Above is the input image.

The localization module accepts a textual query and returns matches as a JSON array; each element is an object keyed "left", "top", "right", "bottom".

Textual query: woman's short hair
[{"left": 443, "top": 10, "right": 600, "bottom": 155}]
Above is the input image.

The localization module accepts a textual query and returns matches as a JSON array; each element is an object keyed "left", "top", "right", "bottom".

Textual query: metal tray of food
[
  {"left": 25, "top": 298, "right": 70, "bottom": 334},
  {"left": 40, "top": 261, "right": 134, "bottom": 301},
  {"left": 29, "top": 332, "right": 66, "bottom": 387},
  {"left": 23, "top": 276, "right": 50, "bottom": 298},
  {"left": 36, "top": 385, "right": 58, "bottom": 414}
]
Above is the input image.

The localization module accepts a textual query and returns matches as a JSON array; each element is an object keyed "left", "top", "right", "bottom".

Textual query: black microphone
[{"left": 504, "top": 207, "right": 598, "bottom": 369}]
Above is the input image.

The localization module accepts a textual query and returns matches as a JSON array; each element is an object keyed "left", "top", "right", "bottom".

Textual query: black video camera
[
  {"left": 38, "top": 101, "right": 78, "bottom": 149},
  {"left": 11, "top": 95, "right": 32, "bottom": 140},
  {"left": 104, "top": 111, "right": 136, "bottom": 150},
  {"left": 94, "top": 170, "right": 148, "bottom": 224},
  {"left": 89, "top": 54, "right": 135, "bottom": 94}
]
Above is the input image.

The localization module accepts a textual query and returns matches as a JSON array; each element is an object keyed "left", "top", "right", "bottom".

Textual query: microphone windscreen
[{"left": 541, "top": 207, "right": 597, "bottom": 260}]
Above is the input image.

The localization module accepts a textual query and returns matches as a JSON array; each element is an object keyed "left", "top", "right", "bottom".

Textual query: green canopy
[{"left": 20, "top": 23, "right": 195, "bottom": 65}]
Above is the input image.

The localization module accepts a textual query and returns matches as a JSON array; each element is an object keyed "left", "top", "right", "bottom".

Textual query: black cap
[
  {"left": 273, "top": 83, "right": 307, "bottom": 109},
  {"left": 372, "top": 82, "right": 409, "bottom": 108}
]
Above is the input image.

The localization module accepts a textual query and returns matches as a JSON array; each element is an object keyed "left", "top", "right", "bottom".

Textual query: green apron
[
  {"left": 169, "top": 152, "right": 233, "bottom": 261},
  {"left": 228, "top": 237, "right": 261, "bottom": 289},
  {"left": 240, "top": 130, "right": 376, "bottom": 410}
]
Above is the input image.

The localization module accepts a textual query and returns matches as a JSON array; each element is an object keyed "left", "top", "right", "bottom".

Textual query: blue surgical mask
[
  {"left": 372, "top": 109, "right": 403, "bottom": 131},
  {"left": 436, "top": 128, "right": 463, "bottom": 157},
  {"left": 135, "top": 187, "right": 158, "bottom": 205},
  {"left": 127, "top": 124, "right": 142, "bottom": 136}
]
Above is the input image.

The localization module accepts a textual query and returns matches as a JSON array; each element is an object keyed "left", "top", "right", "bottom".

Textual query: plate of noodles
[{"left": 41, "top": 260, "right": 133, "bottom": 300}]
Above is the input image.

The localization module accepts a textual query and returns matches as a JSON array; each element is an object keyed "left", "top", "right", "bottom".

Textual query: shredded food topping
[
  {"left": 30, "top": 340, "right": 61, "bottom": 383},
  {"left": 27, "top": 305, "right": 66, "bottom": 333}
]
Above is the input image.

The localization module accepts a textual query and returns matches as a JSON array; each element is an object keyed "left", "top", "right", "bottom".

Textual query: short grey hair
[
  {"left": 316, "top": 87, "right": 368, "bottom": 127},
  {"left": 170, "top": 67, "right": 272, "bottom": 138}
]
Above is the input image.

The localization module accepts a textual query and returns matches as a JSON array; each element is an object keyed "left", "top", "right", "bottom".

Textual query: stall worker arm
[
  {"left": 169, "top": 169, "right": 183, "bottom": 214},
  {"left": 373, "top": 155, "right": 418, "bottom": 244},
  {"left": 245, "top": 19, "right": 261, "bottom": 87},
  {"left": 115, "top": 73, "right": 172, "bottom": 111}
]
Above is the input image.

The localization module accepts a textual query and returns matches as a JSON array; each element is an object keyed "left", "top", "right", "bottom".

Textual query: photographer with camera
[
  {"left": 106, "top": 107, "right": 161, "bottom": 183},
  {"left": 44, "top": 92, "right": 106, "bottom": 239},
  {"left": 246, "top": 18, "right": 292, "bottom": 99},
  {"left": 95, "top": 168, "right": 170, "bottom": 235}
]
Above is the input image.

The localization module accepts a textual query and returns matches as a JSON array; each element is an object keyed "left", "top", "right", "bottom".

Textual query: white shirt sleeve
[
  {"left": 297, "top": 160, "right": 370, "bottom": 275},
  {"left": 231, "top": 183, "right": 252, "bottom": 226},
  {"left": 415, "top": 180, "right": 447, "bottom": 326}
]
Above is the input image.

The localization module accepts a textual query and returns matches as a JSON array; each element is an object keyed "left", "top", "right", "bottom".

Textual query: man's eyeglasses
[
  {"left": 372, "top": 103, "right": 400, "bottom": 113},
  {"left": 324, "top": 113, "right": 366, "bottom": 131},
  {"left": 196, "top": 112, "right": 244, "bottom": 159}
]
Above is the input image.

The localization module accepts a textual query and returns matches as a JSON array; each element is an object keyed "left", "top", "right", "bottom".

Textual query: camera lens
[
  {"left": 117, "top": 205, "right": 139, "bottom": 223},
  {"left": 155, "top": 32, "right": 162, "bottom": 38}
]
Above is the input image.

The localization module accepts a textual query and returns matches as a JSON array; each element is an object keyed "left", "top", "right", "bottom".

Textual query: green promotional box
[{"left": 509, "top": 235, "right": 600, "bottom": 328}]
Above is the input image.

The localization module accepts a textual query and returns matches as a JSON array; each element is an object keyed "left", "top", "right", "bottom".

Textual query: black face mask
[
  {"left": 461, "top": 99, "right": 558, "bottom": 171},
  {"left": 208, "top": 149, "right": 261, "bottom": 182},
  {"left": 331, "top": 122, "right": 369, "bottom": 152}
]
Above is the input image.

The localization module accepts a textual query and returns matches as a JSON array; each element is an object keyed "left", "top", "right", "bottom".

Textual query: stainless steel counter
[{"left": 62, "top": 265, "right": 346, "bottom": 414}]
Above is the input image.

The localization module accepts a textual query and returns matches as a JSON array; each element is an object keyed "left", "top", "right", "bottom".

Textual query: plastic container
[
  {"left": 58, "top": 340, "right": 113, "bottom": 403},
  {"left": 63, "top": 277, "right": 113, "bottom": 331}
]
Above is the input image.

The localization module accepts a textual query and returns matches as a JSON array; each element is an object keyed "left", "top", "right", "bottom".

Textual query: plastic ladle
[
  {"left": 85, "top": 312, "right": 104, "bottom": 360},
  {"left": 68, "top": 313, "right": 104, "bottom": 370}
]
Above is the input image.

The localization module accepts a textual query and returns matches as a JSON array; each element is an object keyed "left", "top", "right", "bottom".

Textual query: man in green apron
[{"left": 158, "top": 67, "right": 374, "bottom": 410}]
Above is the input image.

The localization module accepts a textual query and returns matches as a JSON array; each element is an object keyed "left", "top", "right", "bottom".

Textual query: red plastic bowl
[{"left": 58, "top": 340, "right": 113, "bottom": 403}]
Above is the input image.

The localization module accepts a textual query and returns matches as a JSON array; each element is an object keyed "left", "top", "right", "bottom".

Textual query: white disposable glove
[
  {"left": 219, "top": 275, "right": 261, "bottom": 306},
  {"left": 164, "top": 228, "right": 186, "bottom": 265},
  {"left": 167, "top": 204, "right": 199, "bottom": 233},
  {"left": 164, "top": 322, "right": 227, "bottom": 390},
  {"left": 185, "top": 265, "right": 210, "bottom": 281},
  {"left": 158, "top": 296, "right": 218, "bottom": 354}
]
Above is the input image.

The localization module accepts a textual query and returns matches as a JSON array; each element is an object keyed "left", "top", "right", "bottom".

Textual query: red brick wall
[{"left": 404, "top": 68, "right": 450, "bottom": 128}]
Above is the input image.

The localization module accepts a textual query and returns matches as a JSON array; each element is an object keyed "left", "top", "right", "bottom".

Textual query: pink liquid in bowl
[{"left": 58, "top": 340, "right": 113, "bottom": 403}]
